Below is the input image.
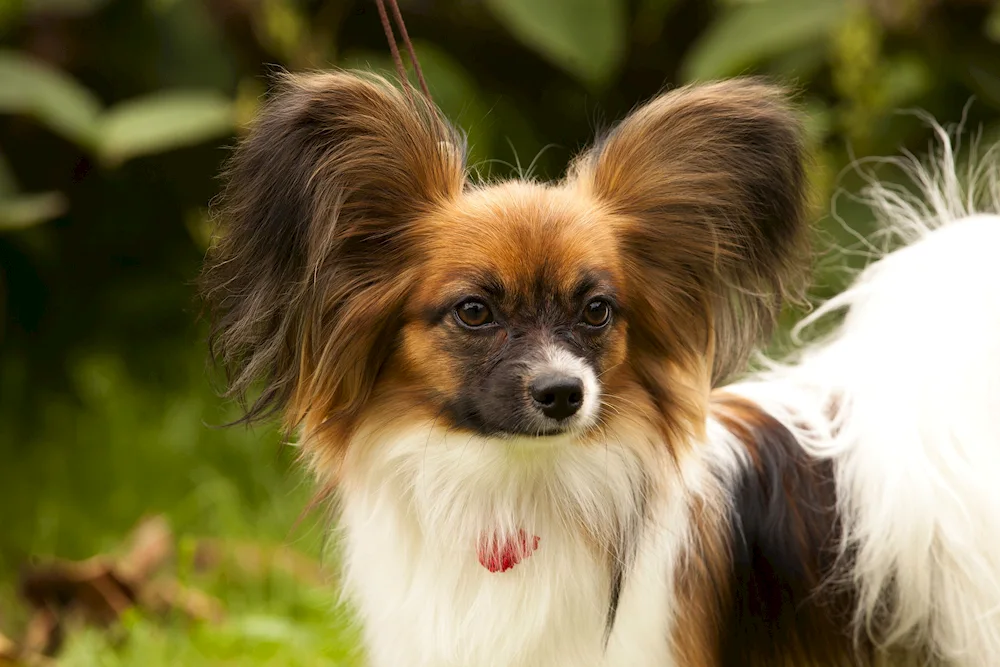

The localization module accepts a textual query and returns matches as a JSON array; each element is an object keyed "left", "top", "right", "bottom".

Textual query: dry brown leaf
[
  {"left": 117, "top": 515, "right": 174, "bottom": 585},
  {"left": 13, "top": 515, "right": 224, "bottom": 658},
  {"left": 0, "top": 623, "right": 56, "bottom": 667},
  {"left": 20, "top": 556, "right": 136, "bottom": 626},
  {"left": 0, "top": 631, "right": 17, "bottom": 659}
]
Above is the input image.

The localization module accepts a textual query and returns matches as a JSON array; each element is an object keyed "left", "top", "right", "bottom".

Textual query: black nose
[{"left": 530, "top": 375, "right": 584, "bottom": 421}]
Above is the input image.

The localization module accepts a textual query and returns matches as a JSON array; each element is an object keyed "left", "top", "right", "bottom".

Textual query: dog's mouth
[
  {"left": 456, "top": 412, "right": 597, "bottom": 439},
  {"left": 444, "top": 397, "right": 600, "bottom": 439},
  {"left": 522, "top": 413, "right": 597, "bottom": 437}
]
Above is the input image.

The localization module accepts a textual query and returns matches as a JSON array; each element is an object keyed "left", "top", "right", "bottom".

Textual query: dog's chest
[
  {"left": 341, "top": 496, "right": 679, "bottom": 667},
  {"left": 343, "top": 501, "right": 591, "bottom": 665},
  {"left": 338, "top": 467, "right": 684, "bottom": 665},
  {"left": 336, "top": 429, "right": 684, "bottom": 666}
]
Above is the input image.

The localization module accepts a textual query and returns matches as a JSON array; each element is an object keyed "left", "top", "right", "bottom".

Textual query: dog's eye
[
  {"left": 581, "top": 299, "right": 612, "bottom": 328},
  {"left": 455, "top": 300, "right": 494, "bottom": 328}
]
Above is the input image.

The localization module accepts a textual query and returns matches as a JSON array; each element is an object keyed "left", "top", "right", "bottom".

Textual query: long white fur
[
  {"left": 334, "top": 405, "right": 753, "bottom": 667},
  {"left": 731, "top": 123, "right": 1000, "bottom": 664},
  {"left": 337, "top": 417, "right": 686, "bottom": 667}
]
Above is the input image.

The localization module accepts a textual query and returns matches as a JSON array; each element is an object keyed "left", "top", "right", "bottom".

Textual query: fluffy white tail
[{"left": 735, "top": 122, "right": 1000, "bottom": 665}]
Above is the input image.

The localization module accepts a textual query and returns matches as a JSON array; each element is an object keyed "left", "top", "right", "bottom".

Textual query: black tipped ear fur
[
  {"left": 572, "top": 78, "right": 810, "bottom": 386},
  {"left": 201, "top": 72, "right": 465, "bottom": 427}
]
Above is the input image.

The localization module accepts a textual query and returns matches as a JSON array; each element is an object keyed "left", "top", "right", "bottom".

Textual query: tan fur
[
  {"left": 672, "top": 493, "right": 731, "bottom": 667},
  {"left": 571, "top": 80, "right": 810, "bottom": 387}
]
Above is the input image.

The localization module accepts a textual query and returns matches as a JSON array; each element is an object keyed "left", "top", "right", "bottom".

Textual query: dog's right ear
[
  {"left": 201, "top": 72, "right": 465, "bottom": 428},
  {"left": 569, "top": 79, "right": 809, "bottom": 387}
]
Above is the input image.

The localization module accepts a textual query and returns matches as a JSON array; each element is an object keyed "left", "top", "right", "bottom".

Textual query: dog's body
[{"left": 202, "top": 73, "right": 1000, "bottom": 665}]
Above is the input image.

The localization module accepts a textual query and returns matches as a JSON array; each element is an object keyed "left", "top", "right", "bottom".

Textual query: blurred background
[{"left": 1, "top": 0, "right": 998, "bottom": 663}]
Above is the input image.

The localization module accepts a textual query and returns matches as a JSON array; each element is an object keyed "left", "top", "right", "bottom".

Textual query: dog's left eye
[
  {"left": 581, "top": 299, "right": 612, "bottom": 328},
  {"left": 455, "top": 300, "right": 495, "bottom": 328}
]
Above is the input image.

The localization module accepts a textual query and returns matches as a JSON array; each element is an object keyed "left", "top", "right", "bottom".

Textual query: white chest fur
[{"left": 337, "top": 424, "right": 687, "bottom": 667}]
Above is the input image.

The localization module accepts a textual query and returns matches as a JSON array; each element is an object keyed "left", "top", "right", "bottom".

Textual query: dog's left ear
[{"left": 571, "top": 78, "right": 810, "bottom": 385}]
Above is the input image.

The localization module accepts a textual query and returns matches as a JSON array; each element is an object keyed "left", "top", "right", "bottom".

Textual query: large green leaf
[
  {"left": 483, "top": 0, "right": 626, "bottom": 88},
  {"left": 682, "top": 0, "right": 846, "bottom": 82},
  {"left": 0, "top": 51, "right": 102, "bottom": 147},
  {"left": 0, "top": 191, "right": 67, "bottom": 230},
  {"left": 98, "top": 91, "right": 235, "bottom": 165}
]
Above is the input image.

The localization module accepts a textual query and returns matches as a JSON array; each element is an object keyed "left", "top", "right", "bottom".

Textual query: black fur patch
[
  {"left": 437, "top": 269, "right": 619, "bottom": 437},
  {"left": 712, "top": 395, "right": 870, "bottom": 666}
]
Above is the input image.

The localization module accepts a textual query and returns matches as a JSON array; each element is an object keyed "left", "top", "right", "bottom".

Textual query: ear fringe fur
[{"left": 200, "top": 70, "right": 465, "bottom": 428}]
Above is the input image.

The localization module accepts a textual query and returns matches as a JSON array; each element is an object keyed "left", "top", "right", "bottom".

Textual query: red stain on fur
[{"left": 477, "top": 530, "right": 540, "bottom": 573}]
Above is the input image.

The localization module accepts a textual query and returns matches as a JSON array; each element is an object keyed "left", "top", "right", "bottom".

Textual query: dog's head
[{"left": 202, "top": 72, "right": 808, "bottom": 457}]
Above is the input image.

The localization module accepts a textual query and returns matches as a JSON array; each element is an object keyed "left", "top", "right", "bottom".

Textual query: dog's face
[
  {"left": 400, "top": 185, "right": 626, "bottom": 436},
  {"left": 202, "top": 72, "right": 808, "bottom": 453}
]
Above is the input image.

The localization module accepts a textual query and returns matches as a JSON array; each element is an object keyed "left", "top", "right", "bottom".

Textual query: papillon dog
[{"left": 201, "top": 72, "right": 1000, "bottom": 666}]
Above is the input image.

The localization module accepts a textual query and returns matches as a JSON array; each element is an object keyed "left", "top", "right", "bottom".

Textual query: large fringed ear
[
  {"left": 201, "top": 72, "right": 465, "bottom": 427},
  {"left": 571, "top": 78, "right": 810, "bottom": 386}
]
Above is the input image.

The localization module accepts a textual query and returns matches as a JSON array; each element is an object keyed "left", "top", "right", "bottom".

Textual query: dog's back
[{"left": 724, "top": 127, "right": 1000, "bottom": 665}]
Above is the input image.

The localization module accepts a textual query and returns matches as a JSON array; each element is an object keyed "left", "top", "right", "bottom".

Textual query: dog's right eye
[{"left": 455, "top": 300, "right": 495, "bottom": 328}]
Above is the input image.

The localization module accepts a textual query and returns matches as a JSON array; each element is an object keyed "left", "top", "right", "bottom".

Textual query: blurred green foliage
[{"left": 1, "top": 0, "right": 1000, "bottom": 662}]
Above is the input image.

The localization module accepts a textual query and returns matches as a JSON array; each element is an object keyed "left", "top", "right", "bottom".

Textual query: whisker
[
  {"left": 596, "top": 362, "right": 624, "bottom": 379},
  {"left": 524, "top": 143, "right": 560, "bottom": 180},
  {"left": 505, "top": 137, "right": 524, "bottom": 179}
]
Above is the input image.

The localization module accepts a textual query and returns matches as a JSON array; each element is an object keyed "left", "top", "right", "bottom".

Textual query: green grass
[
  {"left": 0, "top": 351, "right": 361, "bottom": 665},
  {"left": 58, "top": 579, "right": 361, "bottom": 667},
  {"left": 56, "top": 580, "right": 361, "bottom": 666}
]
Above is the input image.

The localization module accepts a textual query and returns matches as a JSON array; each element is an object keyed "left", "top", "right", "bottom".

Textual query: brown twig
[
  {"left": 385, "top": 0, "right": 431, "bottom": 99},
  {"left": 373, "top": 0, "right": 432, "bottom": 102}
]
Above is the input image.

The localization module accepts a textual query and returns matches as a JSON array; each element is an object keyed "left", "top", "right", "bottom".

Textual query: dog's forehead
[{"left": 419, "top": 181, "right": 624, "bottom": 297}]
